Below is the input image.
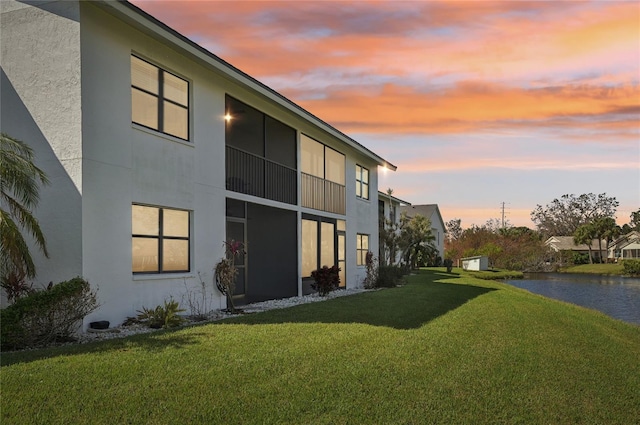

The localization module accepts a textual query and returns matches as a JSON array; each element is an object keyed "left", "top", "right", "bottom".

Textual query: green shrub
[
  {"left": 136, "top": 298, "right": 186, "bottom": 329},
  {"left": 1, "top": 277, "right": 98, "bottom": 351},
  {"left": 376, "top": 265, "right": 407, "bottom": 288},
  {"left": 622, "top": 259, "right": 640, "bottom": 277},
  {"left": 443, "top": 259, "right": 454, "bottom": 273},
  {"left": 363, "top": 251, "right": 378, "bottom": 289},
  {"left": 572, "top": 252, "right": 590, "bottom": 265},
  {"left": 311, "top": 265, "right": 340, "bottom": 296}
]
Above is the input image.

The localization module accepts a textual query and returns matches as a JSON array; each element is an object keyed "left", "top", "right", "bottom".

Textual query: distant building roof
[
  {"left": 545, "top": 236, "right": 607, "bottom": 252},
  {"left": 377, "top": 191, "right": 411, "bottom": 206},
  {"left": 399, "top": 204, "right": 445, "bottom": 229}
]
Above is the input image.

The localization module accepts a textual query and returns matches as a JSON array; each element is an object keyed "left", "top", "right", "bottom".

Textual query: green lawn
[
  {"left": 561, "top": 263, "right": 625, "bottom": 275},
  {"left": 2, "top": 269, "right": 639, "bottom": 424}
]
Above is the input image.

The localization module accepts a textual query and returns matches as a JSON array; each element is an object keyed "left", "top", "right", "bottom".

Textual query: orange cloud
[
  {"left": 291, "top": 82, "right": 640, "bottom": 136},
  {"left": 131, "top": 1, "right": 639, "bottom": 82}
]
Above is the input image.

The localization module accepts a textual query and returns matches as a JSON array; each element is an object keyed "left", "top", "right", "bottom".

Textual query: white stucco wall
[
  {"left": 78, "top": 3, "right": 229, "bottom": 324},
  {"left": 1, "top": 1, "right": 84, "bottom": 294}
]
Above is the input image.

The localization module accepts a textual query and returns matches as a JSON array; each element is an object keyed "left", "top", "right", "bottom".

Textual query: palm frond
[
  {"left": 0, "top": 210, "right": 37, "bottom": 278},
  {"left": 0, "top": 133, "right": 49, "bottom": 281}
]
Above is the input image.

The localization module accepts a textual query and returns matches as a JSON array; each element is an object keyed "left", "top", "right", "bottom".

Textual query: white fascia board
[
  {"left": 377, "top": 191, "right": 411, "bottom": 206},
  {"left": 93, "top": 0, "right": 396, "bottom": 171}
]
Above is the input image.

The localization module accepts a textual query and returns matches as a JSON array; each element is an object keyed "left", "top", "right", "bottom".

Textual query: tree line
[{"left": 446, "top": 193, "right": 639, "bottom": 270}]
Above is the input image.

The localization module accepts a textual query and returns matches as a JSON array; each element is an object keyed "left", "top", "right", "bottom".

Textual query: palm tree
[
  {"left": 573, "top": 223, "right": 596, "bottom": 264},
  {"left": 593, "top": 217, "right": 619, "bottom": 263},
  {"left": 399, "top": 213, "right": 437, "bottom": 269},
  {"left": 0, "top": 133, "right": 49, "bottom": 286}
]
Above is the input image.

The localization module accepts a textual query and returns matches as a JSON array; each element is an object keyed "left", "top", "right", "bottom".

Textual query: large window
[
  {"left": 132, "top": 205, "right": 190, "bottom": 273},
  {"left": 302, "top": 216, "right": 346, "bottom": 288},
  {"left": 356, "top": 234, "right": 369, "bottom": 266},
  {"left": 131, "top": 55, "right": 189, "bottom": 140},
  {"left": 355, "top": 165, "right": 369, "bottom": 200},
  {"left": 301, "top": 135, "right": 346, "bottom": 214}
]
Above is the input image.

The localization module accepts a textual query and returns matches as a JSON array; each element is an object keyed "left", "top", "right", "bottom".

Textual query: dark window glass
[
  {"left": 225, "top": 96, "right": 265, "bottom": 157},
  {"left": 265, "top": 115, "right": 296, "bottom": 168}
]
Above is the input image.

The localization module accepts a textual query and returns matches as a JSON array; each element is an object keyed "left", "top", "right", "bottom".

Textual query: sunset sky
[{"left": 132, "top": 0, "right": 639, "bottom": 229}]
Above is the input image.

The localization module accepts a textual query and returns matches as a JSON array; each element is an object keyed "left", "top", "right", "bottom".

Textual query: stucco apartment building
[{"left": 0, "top": 0, "right": 397, "bottom": 326}]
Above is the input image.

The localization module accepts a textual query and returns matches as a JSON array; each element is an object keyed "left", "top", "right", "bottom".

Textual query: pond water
[{"left": 505, "top": 273, "right": 640, "bottom": 326}]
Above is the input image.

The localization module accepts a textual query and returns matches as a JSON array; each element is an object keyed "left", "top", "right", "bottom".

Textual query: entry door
[{"left": 226, "top": 219, "right": 246, "bottom": 297}]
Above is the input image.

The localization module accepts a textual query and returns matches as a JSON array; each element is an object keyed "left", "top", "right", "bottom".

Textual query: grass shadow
[
  {"left": 1, "top": 328, "right": 209, "bottom": 367},
  {"left": 2, "top": 270, "right": 495, "bottom": 366},
  {"left": 216, "top": 271, "right": 495, "bottom": 330}
]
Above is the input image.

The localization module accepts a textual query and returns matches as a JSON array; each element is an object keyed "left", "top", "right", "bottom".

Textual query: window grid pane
[
  {"left": 163, "top": 102, "right": 189, "bottom": 139},
  {"left": 325, "top": 147, "right": 345, "bottom": 185},
  {"left": 320, "top": 222, "right": 335, "bottom": 268},
  {"left": 302, "top": 219, "right": 318, "bottom": 277},
  {"left": 163, "top": 209, "right": 189, "bottom": 237},
  {"left": 162, "top": 239, "right": 189, "bottom": 271},
  {"left": 163, "top": 72, "right": 188, "bottom": 105},
  {"left": 132, "top": 205, "right": 159, "bottom": 235},
  {"left": 132, "top": 237, "right": 159, "bottom": 272},
  {"left": 131, "top": 56, "right": 159, "bottom": 94},
  {"left": 132, "top": 88, "right": 159, "bottom": 130}
]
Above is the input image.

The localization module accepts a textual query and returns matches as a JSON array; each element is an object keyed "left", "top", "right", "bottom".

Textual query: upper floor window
[
  {"left": 301, "top": 135, "right": 346, "bottom": 214},
  {"left": 132, "top": 204, "right": 190, "bottom": 273},
  {"left": 131, "top": 55, "right": 189, "bottom": 140},
  {"left": 355, "top": 165, "right": 369, "bottom": 200}
]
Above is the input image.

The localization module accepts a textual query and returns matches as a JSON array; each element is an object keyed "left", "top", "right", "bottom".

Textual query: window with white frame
[
  {"left": 356, "top": 233, "right": 369, "bottom": 266},
  {"left": 132, "top": 204, "right": 190, "bottom": 273},
  {"left": 131, "top": 55, "right": 189, "bottom": 140},
  {"left": 355, "top": 165, "right": 369, "bottom": 200}
]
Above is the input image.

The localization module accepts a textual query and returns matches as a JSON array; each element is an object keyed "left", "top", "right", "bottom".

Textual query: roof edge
[{"left": 94, "top": 0, "right": 396, "bottom": 170}]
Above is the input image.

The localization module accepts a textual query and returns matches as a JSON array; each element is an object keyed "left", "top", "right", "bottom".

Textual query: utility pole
[{"left": 500, "top": 202, "right": 509, "bottom": 229}]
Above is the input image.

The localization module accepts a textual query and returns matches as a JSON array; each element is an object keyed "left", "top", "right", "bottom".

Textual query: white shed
[{"left": 461, "top": 256, "right": 489, "bottom": 271}]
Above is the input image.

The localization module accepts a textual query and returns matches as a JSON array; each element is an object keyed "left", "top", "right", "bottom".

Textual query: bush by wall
[
  {"left": 311, "top": 265, "right": 340, "bottom": 296},
  {"left": 1, "top": 277, "right": 98, "bottom": 351},
  {"left": 376, "top": 265, "right": 407, "bottom": 288}
]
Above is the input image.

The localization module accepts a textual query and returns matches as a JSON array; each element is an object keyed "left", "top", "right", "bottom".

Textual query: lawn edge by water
[{"left": 560, "top": 263, "right": 626, "bottom": 275}]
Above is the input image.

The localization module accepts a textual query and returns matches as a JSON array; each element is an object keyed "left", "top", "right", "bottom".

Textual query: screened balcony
[{"left": 226, "top": 146, "right": 297, "bottom": 205}]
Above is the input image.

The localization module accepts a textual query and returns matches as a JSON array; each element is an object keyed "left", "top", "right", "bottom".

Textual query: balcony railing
[
  {"left": 226, "top": 146, "right": 297, "bottom": 205},
  {"left": 301, "top": 172, "right": 346, "bottom": 215}
]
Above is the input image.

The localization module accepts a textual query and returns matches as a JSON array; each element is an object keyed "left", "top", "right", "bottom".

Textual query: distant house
[
  {"left": 609, "top": 231, "right": 640, "bottom": 261},
  {"left": 399, "top": 204, "right": 446, "bottom": 261},
  {"left": 461, "top": 256, "right": 489, "bottom": 271},
  {"left": 545, "top": 236, "right": 607, "bottom": 262},
  {"left": 377, "top": 191, "right": 411, "bottom": 265}
]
